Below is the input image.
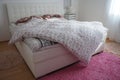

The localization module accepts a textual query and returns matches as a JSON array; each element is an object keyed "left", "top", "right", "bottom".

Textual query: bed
[{"left": 7, "top": 1, "right": 107, "bottom": 78}]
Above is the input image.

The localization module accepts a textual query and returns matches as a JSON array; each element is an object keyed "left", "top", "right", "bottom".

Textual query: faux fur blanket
[{"left": 9, "top": 18, "right": 107, "bottom": 66}]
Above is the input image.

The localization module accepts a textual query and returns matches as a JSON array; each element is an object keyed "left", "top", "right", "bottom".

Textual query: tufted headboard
[{"left": 6, "top": 1, "right": 64, "bottom": 23}]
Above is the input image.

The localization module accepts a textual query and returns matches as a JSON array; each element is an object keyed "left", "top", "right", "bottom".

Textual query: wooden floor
[
  {"left": 0, "top": 42, "right": 35, "bottom": 80},
  {"left": 0, "top": 41, "right": 120, "bottom": 80}
]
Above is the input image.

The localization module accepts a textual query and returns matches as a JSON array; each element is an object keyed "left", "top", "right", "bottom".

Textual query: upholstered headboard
[{"left": 6, "top": 1, "right": 64, "bottom": 23}]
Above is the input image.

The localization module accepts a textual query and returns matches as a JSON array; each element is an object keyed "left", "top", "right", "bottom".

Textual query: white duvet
[{"left": 9, "top": 18, "right": 107, "bottom": 66}]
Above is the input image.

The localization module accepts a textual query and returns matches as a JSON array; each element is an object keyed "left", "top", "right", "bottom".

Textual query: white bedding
[{"left": 9, "top": 18, "right": 108, "bottom": 66}]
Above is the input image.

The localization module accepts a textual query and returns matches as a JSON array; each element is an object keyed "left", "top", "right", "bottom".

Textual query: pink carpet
[{"left": 38, "top": 52, "right": 120, "bottom": 80}]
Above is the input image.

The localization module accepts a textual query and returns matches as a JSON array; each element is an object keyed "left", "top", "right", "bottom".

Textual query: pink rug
[{"left": 38, "top": 52, "right": 120, "bottom": 80}]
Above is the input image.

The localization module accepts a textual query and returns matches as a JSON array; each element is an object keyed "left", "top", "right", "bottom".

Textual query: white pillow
[
  {"left": 24, "top": 38, "right": 42, "bottom": 52},
  {"left": 17, "top": 17, "right": 44, "bottom": 26}
]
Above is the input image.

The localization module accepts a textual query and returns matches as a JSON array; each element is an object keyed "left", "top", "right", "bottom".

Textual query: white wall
[
  {"left": 0, "top": 2, "right": 10, "bottom": 41},
  {"left": 71, "top": 0, "right": 79, "bottom": 20},
  {"left": 78, "top": 0, "right": 108, "bottom": 26},
  {"left": 0, "top": 0, "right": 79, "bottom": 41}
]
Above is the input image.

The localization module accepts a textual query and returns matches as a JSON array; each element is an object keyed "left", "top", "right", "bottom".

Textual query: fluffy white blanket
[{"left": 9, "top": 18, "right": 107, "bottom": 66}]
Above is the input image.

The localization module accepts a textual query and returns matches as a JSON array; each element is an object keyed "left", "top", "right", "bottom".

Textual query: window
[{"left": 109, "top": 0, "right": 120, "bottom": 17}]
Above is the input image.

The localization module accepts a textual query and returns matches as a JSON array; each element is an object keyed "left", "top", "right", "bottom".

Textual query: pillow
[
  {"left": 24, "top": 38, "right": 42, "bottom": 52},
  {"left": 15, "top": 16, "right": 43, "bottom": 25},
  {"left": 52, "top": 14, "right": 62, "bottom": 18},
  {"left": 42, "top": 14, "right": 52, "bottom": 19},
  {"left": 30, "top": 16, "right": 42, "bottom": 19},
  {"left": 15, "top": 17, "right": 32, "bottom": 25},
  {"left": 15, "top": 14, "right": 62, "bottom": 25},
  {"left": 16, "top": 17, "right": 44, "bottom": 26},
  {"left": 41, "top": 14, "right": 62, "bottom": 19}
]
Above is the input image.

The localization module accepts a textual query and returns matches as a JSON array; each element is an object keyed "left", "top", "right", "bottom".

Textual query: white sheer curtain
[{"left": 107, "top": 0, "right": 120, "bottom": 42}]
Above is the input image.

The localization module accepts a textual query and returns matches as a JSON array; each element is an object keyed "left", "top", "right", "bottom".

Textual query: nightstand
[{"left": 64, "top": 13, "right": 76, "bottom": 20}]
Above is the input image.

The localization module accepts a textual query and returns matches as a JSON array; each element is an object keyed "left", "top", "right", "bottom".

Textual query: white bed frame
[{"left": 6, "top": 2, "right": 107, "bottom": 78}]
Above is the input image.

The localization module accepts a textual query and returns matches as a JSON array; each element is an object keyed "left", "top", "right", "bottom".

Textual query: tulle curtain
[{"left": 107, "top": 0, "right": 120, "bottom": 42}]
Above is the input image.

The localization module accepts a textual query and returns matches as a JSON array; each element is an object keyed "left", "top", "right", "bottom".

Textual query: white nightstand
[{"left": 64, "top": 13, "right": 76, "bottom": 20}]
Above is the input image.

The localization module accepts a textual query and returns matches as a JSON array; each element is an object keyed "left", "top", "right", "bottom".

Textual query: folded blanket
[{"left": 9, "top": 18, "right": 107, "bottom": 66}]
